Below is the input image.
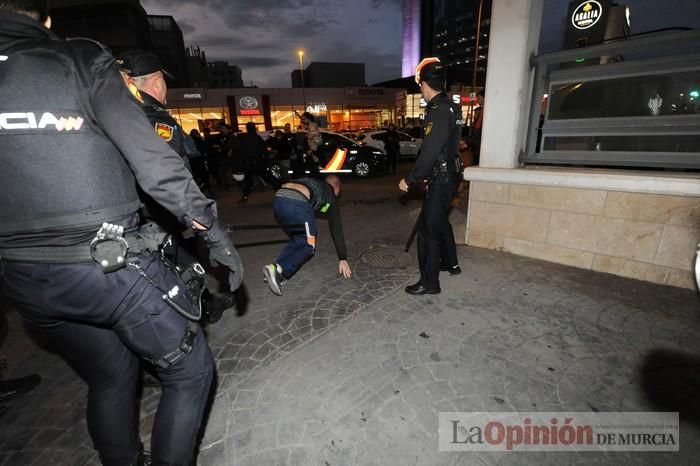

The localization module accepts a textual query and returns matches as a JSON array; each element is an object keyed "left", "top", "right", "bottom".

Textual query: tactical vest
[{"left": 0, "top": 38, "right": 140, "bottom": 235}]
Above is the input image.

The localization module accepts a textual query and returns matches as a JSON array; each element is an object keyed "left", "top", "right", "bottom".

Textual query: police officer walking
[
  {"left": 0, "top": 2, "right": 243, "bottom": 465},
  {"left": 118, "top": 50, "right": 211, "bottom": 194},
  {"left": 399, "top": 57, "right": 462, "bottom": 295},
  {"left": 119, "top": 49, "right": 235, "bottom": 323}
]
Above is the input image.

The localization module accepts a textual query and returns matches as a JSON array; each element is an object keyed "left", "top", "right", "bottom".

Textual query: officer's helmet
[{"left": 415, "top": 57, "right": 446, "bottom": 92}]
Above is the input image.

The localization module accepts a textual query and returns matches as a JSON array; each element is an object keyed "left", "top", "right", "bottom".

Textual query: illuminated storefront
[
  {"left": 166, "top": 87, "right": 397, "bottom": 134},
  {"left": 401, "top": 88, "right": 483, "bottom": 127}
]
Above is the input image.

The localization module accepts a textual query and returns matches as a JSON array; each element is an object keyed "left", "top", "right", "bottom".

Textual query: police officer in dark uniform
[
  {"left": 0, "top": 2, "right": 243, "bottom": 465},
  {"left": 119, "top": 49, "right": 235, "bottom": 323},
  {"left": 399, "top": 57, "right": 462, "bottom": 295},
  {"left": 120, "top": 50, "right": 210, "bottom": 192}
]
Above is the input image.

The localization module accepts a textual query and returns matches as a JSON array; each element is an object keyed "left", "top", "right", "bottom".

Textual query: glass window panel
[
  {"left": 543, "top": 135, "right": 700, "bottom": 153},
  {"left": 176, "top": 109, "right": 203, "bottom": 135},
  {"left": 236, "top": 115, "right": 265, "bottom": 132},
  {"left": 548, "top": 71, "right": 700, "bottom": 120},
  {"left": 271, "top": 106, "right": 295, "bottom": 129}
]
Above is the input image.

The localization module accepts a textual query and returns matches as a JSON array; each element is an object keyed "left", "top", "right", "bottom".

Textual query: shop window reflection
[{"left": 169, "top": 107, "right": 228, "bottom": 134}]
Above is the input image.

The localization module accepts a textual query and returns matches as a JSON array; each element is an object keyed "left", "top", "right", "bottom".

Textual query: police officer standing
[
  {"left": 399, "top": 58, "right": 462, "bottom": 295},
  {"left": 0, "top": 2, "right": 243, "bottom": 465}
]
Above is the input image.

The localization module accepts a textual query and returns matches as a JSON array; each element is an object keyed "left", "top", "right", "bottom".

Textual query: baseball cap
[{"left": 117, "top": 50, "right": 174, "bottom": 79}]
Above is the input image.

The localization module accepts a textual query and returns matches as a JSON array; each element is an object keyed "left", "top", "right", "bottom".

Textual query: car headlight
[{"left": 372, "top": 150, "right": 383, "bottom": 155}]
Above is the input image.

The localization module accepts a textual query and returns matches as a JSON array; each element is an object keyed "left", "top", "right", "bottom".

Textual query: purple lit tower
[{"left": 402, "top": 0, "right": 421, "bottom": 77}]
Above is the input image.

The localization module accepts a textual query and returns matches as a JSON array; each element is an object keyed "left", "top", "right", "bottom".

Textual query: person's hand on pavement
[
  {"left": 338, "top": 260, "right": 352, "bottom": 279},
  {"left": 398, "top": 178, "right": 409, "bottom": 192}
]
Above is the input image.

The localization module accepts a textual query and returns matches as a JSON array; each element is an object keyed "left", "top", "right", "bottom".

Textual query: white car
[{"left": 357, "top": 130, "right": 422, "bottom": 158}]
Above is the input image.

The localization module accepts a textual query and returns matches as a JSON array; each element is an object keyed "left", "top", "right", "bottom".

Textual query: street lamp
[{"left": 298, "top": 49, "right": 306, "bottom": 109}]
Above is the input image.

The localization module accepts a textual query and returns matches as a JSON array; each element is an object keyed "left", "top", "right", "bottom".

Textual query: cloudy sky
[
  {"left": 141, "top": 0, "right": 403, "bottom": 88},
  {"left": 140, "top": 0, "right": 700, "bottom": 88}
]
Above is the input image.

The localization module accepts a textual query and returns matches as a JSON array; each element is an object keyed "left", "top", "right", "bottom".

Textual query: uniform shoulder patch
[
  {"left": 425, "top": 122, "right": 433, "bottom": 136},
  {"left": 155, "top": 122, "right": 174, "bottom": 142}
]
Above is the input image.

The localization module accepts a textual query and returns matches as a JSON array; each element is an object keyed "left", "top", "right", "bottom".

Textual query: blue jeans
[
  {"left": 273, "top": 196, "right": 317, "bottom": 278},
  {"left": 0, "top": 254, "right": 214, "bottom": 466}
]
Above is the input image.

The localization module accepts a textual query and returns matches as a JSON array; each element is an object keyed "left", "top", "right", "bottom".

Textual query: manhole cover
[{"left": 360, "top": 245, "right": 414, "bottom": 268}]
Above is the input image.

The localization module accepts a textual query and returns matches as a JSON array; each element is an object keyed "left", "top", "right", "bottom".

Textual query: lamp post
[{"left": 298, "top": 49, "right": 306, "bottom": 110}]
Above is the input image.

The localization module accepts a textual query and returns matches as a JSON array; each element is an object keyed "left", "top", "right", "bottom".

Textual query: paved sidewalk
[{"left": 1, "top": 173, "right": 698, "bottom": 465}]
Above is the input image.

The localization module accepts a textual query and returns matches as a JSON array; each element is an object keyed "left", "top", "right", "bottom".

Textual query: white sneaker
[{"left": 263, "top": 263, "right": 284, "bottom": 296}]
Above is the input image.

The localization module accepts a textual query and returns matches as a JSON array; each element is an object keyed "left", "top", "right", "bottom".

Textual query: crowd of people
[{"left": 182, "top": 111, "right": 326, "bottom": 204}]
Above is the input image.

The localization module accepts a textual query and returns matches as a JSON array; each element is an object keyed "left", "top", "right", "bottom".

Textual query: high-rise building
[
  {"left": 402, "top": 0, "right": 421, "bottom": 77},
  {"left": 50, "top": 0, "right": 151, "bottom": 53},
  {"left": 207, "top": 61, "right": 244, "bottom": 88},
  {"left": 185, "top": 46, "right": 209, "bottom": 88},
  {"left": 147, "top": 15, "right": 188, "bottom": 87},
  {"left": 291, "top": 62, "right": 365, "bottom": 88},
  {"left": 49, "top": 0, "right": 190, "bottom": 87},
  {"left": 402, "top": 0, "right": 492, "bottom": 86}
]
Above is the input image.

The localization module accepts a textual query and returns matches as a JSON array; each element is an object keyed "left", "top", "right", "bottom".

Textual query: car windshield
[{"left": 323, "top": 132, "right": 359, "bottom": 147}]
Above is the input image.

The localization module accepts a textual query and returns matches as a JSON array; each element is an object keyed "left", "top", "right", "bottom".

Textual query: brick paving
[{"left": 1, "top": 170, "right": 699, "bottom": 465}]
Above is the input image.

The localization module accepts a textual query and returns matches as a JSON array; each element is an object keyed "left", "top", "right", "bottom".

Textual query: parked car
[
  {"left": 357, "top": 130, "right": 422, "bottom": 158},
  {"left": 316, "top": 130, "right": 386, "bottom": 177},
  {"left": 402, "top": 126, "right": 423, "bottom": 140},
  {"left": 263, "top": 130, "right": 386, "bottom": 179}
]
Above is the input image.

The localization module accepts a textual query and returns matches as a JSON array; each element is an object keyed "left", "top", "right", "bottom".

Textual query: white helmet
[{"left": 232, "top": 172, "right": 245, "bottom": 182}]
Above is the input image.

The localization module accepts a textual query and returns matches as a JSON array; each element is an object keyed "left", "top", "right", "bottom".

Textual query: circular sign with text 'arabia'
[{"left": 572, "top": 1, "right": 603, "bottom": 30}]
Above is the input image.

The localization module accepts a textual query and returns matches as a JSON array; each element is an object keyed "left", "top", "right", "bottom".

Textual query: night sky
[
  {"left": 141, "top": 0, "right": 700, "bottom": 88},
  {"left": 141, "top": 0, "right": 403, "bottom": 87}
]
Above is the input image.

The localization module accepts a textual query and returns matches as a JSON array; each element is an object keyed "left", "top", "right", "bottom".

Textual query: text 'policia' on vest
[
  {"left": 0, "top": 13, "right": 141, "bottom": 245},
  {"left": 0, "top": 10, "right": 217, "bottom": 255}
]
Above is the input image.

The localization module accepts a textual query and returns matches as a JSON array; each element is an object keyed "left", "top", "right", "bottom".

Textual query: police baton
[
  {"left": 402, "top": 180, "right": 428, "bottom": 253},
  {"left": 404, "top": 213, "right": 421, "bottom": 253}
]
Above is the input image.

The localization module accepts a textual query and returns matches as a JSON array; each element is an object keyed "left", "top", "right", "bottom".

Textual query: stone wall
[{"left": 466, "top": 181, "right": 700, "bottom": 289}]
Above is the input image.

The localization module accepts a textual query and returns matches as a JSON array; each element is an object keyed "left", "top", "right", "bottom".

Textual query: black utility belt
[
  {"left": 0, "top": 222, "right": 161, "bottom": 269},
  {"left": 431, "top": 157, "right": 461, "bottom": 183}
]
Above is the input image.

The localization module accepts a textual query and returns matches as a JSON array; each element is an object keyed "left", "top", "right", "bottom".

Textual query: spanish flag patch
[{"left": 155, "top": 122, "right": 174, "bottom": 142}]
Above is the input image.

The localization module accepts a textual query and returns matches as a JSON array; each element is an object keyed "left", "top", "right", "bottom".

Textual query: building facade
[
  {"left": 166, "top": 87, "right": 397, "bottom": 134},
  {"left": 464, "top": 0, "right": 700, "bottom": 290},
  {"left": 207, "top": 61, "right": 244, "bottom": 88},
  {"left": 291, "top": 62, "right": 366, "bottom": 88},
  {"left": 185, "top": 46, "right": 209, "bottom": 88},
  {"left": 402, "top": 0, "right": 492, "bottom": 87},
  {"left": 50, "top": 0, "right": 151, "bottom": 53},
  {"left": 49, "top": 0, "right": 190, "bottom": 87},
  {"left": 147, "top": 15, "right": 188, "bottom": 88}
]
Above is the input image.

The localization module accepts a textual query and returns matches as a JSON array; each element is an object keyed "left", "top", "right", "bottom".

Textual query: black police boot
[
  {"left": 0, "top": 374, "right": 41, "bottom": 403},
  {"left": 440, "top": 264, "right": 462, "bottom": 275},
  {"left": 202, "top": 290, "right": 236, "bottom": 324},
  {"left": 405, "top": 282, "right": 441, "bottom": 295}
]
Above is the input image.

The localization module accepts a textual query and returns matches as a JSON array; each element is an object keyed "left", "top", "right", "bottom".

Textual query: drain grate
[{"left": 360, "top": 245, "right": 414, "bottom": 268}]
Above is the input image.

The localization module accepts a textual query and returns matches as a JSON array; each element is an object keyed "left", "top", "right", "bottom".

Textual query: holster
[
  {"left": 430, "top": 156, "right": 462, "bottom": 185},
  {"left": 157, "top": 232, "right": 206, "bottom": 322}
]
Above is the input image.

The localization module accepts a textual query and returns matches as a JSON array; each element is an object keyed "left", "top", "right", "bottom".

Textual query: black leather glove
[{"left": 199, "top": 221, "right": 243, "bottom": 292}]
